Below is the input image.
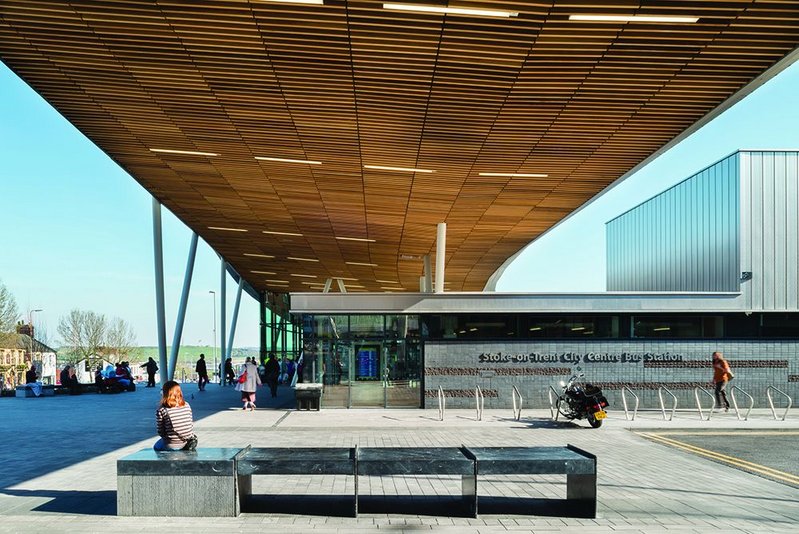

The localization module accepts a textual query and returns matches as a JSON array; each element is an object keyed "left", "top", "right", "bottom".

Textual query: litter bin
[{"left": 294, "top": 383, "right": 323, "bottom": 411}]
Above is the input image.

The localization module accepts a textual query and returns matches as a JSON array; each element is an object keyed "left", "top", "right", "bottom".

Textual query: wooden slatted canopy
[{"left": 2, "top": 1, "right": 798, "bottom": 294}]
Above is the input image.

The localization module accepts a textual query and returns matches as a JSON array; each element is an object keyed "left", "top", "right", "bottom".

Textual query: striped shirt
[{"left": 156, "top": 404, "right": 194, "bottom": 448}]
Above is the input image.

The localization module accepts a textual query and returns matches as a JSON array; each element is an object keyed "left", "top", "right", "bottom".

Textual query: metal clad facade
[
  {"left": 740, "top": 151, "right": 799, "bottom": 310},
  {"left": 607, "top": 154, "right": 740, "bottom": 292}
]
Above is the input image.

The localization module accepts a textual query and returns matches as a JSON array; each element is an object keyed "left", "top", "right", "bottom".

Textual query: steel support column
[
  {"left": 220, "top": 258, "right": 227, "bottom": 368},
  {"left": 151, "top": 198, "right": 169, "bottom": 386},
  {"left": 226, "top": 277, "right": 244, "bottom": 361},
  {"left": 168, "top": 232, "right": 198, "bottom": 379}
]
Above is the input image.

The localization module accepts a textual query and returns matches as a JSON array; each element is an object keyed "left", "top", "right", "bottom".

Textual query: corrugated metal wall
[
  {"left": 607, "top": 154, "right": 740, "bottom": 292},
  {"left": 740, "top": 151, "right": 799, "bottom": 310}
]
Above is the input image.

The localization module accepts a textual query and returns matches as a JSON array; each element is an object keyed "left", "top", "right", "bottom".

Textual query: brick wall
[{"left": 424, "top": 340, "right": 799, "bottom": 410}]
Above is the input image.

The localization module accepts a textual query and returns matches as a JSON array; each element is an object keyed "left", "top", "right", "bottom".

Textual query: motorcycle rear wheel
[{"left": 587, "top": 414, "right": 603, "bottom": 428}]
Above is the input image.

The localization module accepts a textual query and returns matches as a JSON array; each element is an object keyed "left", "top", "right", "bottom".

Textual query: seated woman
[{"left": 154, "top": 381, "right": 196, "bottom": 451}]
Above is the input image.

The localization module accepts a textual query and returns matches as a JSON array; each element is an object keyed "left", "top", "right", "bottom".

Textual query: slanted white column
[
  {"left": 168, "top": 232, "right": 198, "bottom": 379},
  {"left": 220, "top": 258, "right": 227, "bottom": 364},
  {"left": 435, "top": 222, "right": 446, "bottom": 293},
  {"left": 226, "top": 277, "right": 244, "bottom": 361},
  {"left": 151, "top": 198, "right": 168, "bottom": 386},
  {"left": 336, "top": 279, "right": 347, "bottom": 293},
  {"left": 323, "top": 278, "right": 333, "bottom": 293}
]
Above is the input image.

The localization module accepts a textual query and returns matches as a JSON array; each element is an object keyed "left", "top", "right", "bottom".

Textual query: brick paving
[{"left": 1, "top": 383, "right": 797, "bottom": 533}]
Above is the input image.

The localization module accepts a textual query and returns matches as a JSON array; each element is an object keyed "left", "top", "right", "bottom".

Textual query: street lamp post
[
  {"left": 209, "top": 291, "right": 217, "bottom": 384},
  {"left": 28, "top": 309, "right": 43, "bottom": 380}
]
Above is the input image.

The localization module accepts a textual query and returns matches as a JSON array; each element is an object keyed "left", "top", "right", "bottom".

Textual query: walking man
[
  {"left": 196, "top": 353, "right": 209, "bottom": 391},
  {"left": 265, "top": 353, "right": 280, "bottom": 398},
  {"left": 712, "top": 351, "right": 734, "bottom": 411},
  {"left": 145, "top": 357, "right": 158, "bottom": 388}
]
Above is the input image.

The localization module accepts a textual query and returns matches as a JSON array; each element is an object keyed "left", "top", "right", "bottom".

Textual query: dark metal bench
[
  {"left": 117, "top": 445, "right": 597, "bottom": 518},
  {"left": 463, "top": 445, "right": 597, "bottom": 518},
  {"left": 236, "top": 446, "right": 357, "bottom": 516}
]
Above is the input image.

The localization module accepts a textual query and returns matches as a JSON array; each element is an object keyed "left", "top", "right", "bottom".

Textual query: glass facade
[{"left": 290, "top": 311, "right": 799, "bottom": 408}]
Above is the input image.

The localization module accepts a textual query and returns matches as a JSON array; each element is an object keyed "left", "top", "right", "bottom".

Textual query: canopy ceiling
[{"left": 2, "top": 1, "right": 798, "bottom": 294}]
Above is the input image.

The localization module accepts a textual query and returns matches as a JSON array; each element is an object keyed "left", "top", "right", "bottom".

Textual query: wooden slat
[{"left": 2, "top": 1, "right": 797, "bottom": 293}]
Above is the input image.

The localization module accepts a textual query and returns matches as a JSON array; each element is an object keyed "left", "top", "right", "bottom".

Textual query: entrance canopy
[{"left": 2, "top": 2, "right": 798, "bottom": 293}]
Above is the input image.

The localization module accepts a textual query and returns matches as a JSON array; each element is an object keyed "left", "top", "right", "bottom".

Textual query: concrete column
[
  {"left": 423, "top": 254, "right": 432, "bottom": 292},
  {"left": 226, "top": 277, "right": 244, "bottom": 361},
  {"left": 220, "top": 258, "right": 227, "bottom": 365},
  {"left": 435, "top": 222, "right": 446, "bottom": 293}
]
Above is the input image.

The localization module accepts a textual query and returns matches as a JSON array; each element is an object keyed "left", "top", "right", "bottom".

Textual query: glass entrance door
[{"left": 350, "top": 344, "right": 384, "bottom": 407}]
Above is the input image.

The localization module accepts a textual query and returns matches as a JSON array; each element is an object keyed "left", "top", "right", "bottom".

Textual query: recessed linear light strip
[
  {"left": 336, "top": 236, "right": 376, "bottom": 242},
  {"left": 290, "top": 273, "right": 317, "bottom": 278},
  {"left": 263, "top": 230, "right": 303, "bottom": 237},
  {"left": 383, "top": 3, "right": 518, "bottom": 18},
  {"left": 244, "top": 253, "right": 275, "bottom": 258},
  {"left": 381, "top": 287, "right": 406, "bottom": 291},
  {"left": 479, "top": 173, "right": 548, "bottom": 178},
  {"left": 346, "top": 261, "right": 378, "bottom": 267},
  {"left": 364, "top": 165, "right": 434, "bottom": 174},
  {"left": 259, "top": 0, "right": 324, "bottom": 5},
  {"left": 569, "top": 14, "right": 698, "bottom": 23},
  {"left": 287, "top": 257, "right": 320, "bottom": 262},
  {"left": 266, "top": 279, "right": 290, "bottom": 284},
  {"left": 251, "top": 270, "right": 276, "bottom": 275},
  {"left": 150, "top": 148, "right": 219, "bottom": 157},
  {"left": 254, "top": 156, "right": 322, "bottom": 165},
  {"left": 208, "top": 226, "right": 247, "bottom": 232}
]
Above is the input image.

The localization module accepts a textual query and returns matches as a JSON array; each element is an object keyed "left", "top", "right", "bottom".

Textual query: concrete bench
[
  {"left": 15, "top": 384, "right": 54, "bottom": 397},
  {"left": 117, "top": 448, "right": 245, "bottom": 517},
  {"left": 463, "top": 445, "right": 597, "bottom": 518}
]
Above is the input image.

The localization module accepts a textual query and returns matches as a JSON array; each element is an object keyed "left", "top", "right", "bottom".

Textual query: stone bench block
[{"left": 117, "top": 448, "right": 243, "bottom": 517}]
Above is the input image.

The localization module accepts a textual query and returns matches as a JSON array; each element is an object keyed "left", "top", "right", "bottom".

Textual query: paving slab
[{"left": 0, "top": 383, "right": 797, "bottom": 533}]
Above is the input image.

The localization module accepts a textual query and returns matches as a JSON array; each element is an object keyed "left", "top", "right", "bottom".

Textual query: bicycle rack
[
  {"left": 437, "top": 385, "right": 446, "bottom": 421},
  {"left": 621, "top": 386, "right": 639, "bottom": 421},
  {"left": 694, "top": 387, "right": 716, "bottom": 421},
  {"left": 475, "top": 385, "right": 485, "bottom": 421},
  {"left": 658, "top": 386, "right": 678, "bottom": 421},
  {"left": 766, "top": 385, "right": 792, "bottom": 421},
  {"left": 511, "top": 385, "right": 523, "bottom": 421},
  {"left": 730, "top": 385, "right": 754, "bottom": 421},
  {"left": 547, "top": 385, "right": 561, "bottom": 421}
]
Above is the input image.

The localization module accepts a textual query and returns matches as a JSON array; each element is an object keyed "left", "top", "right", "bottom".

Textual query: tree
[
  {"left": 57, "top": 309, "right": 107, "bottom": 366},
  {"left": 0, "top": 280, "right": 20, "bottom": 347},
  {"left": 104, "top": 317, "right": 137, "bottom": 362}
]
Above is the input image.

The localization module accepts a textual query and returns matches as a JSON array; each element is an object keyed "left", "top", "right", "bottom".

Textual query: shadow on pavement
[{"left": 0, "top": 489, "right": 116, "bottom": 515}]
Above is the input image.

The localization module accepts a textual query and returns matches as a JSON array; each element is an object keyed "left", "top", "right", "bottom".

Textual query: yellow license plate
[{"left": 594, "top": 411, "right": 607, "bottom": 420}]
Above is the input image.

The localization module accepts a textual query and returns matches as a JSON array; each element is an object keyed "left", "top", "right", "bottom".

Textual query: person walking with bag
[
  {"left": 237, "top": 357, "right": 261, "bottom": 411},
  {"left": 712, "top": 351, "right": 734, "bottom": 412},
  {"left": 154, "top": 381, "right": 197, "bottom": 451}
]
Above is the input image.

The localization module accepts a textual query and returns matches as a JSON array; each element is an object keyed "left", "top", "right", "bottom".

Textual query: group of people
[
  {"left": 234, "top": 355, "right": 280, "bottom": 411},
  {"left": 95, "top": 361, "right": 136, "bottom": 393}
]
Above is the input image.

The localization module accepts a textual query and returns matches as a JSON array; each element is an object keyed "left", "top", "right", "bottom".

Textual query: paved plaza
[{"left": 1, "top": 384, "right": 797, "bottom": 533}]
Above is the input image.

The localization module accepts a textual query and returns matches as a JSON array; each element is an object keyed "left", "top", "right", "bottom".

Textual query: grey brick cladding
[{"left": 424, "top": 340, "right": 799, "bottom": 409}]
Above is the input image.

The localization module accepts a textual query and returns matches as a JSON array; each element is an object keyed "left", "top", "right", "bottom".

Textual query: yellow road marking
[
  {"left": 649, "top": 431, "right": 799, "bottom": 437},
  {"left": 639, "top": 432, "right": 799, "bottom": 486}
]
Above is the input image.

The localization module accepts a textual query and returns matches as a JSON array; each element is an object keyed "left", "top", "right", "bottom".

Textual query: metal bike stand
[
  {"left": 658, "top": 386, "right": 678, "bottom": 421},
  {"left": 694, "top": 387, "right": 716, "bottom": 421},
  {"left": 730, "top": 385, "right": 754, "bottom": 421},
  {"left": 475, "top": 385, "right": 485, "bottom": 421},
  {"left": 766, "top": 385, "right": 793, "bottom": 421},
  {"left": 511, "top": 385, "right": 523, "bottom": 421},
  {"left": 621, "top": 386, "right": 639, "bottom": 421},
  {"left": 547, "top": 385, "right": 561, "bottom": 421}
]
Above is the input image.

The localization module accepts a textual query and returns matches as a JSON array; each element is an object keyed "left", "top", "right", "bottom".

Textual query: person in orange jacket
[{"left": 712, "top": 351, "right": 734, "bottom": 411}]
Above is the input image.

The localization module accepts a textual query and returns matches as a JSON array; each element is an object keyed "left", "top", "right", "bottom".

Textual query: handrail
[
  {"left": 437, "top": 386, "right": 445, "bottom": 421},
  {"left": 547, "top": 385, "right": 561, "bottom": 421},
  {"left": 766, "top": 385, "right": 792, "bottom": 421},
  {"left": 511, "top": 385, "right": 523, "bottom": 421},
  {"left": 621, "top": 386, "right": 639, "bottom": 421},
  {"left": 730, "top": 385, "right": 754, "bottom": 421},
  {"left": 658, "top": 386, "right": 678, "bottom": 421},
  {"left": 475, "top": 385, "right": 485, "bottom": 421},
  {"left": 694, "top": 387, "right": 716, "bottom": 421}
]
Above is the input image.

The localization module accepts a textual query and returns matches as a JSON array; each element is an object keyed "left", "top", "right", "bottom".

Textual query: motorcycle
[{"left": 556, "top": 368, "right": 609, "bottom": 428}]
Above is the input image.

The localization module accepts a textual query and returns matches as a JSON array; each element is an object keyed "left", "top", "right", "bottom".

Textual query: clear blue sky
[{"left": 2, "top": 59, "right": 798, "bottom": 347}]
